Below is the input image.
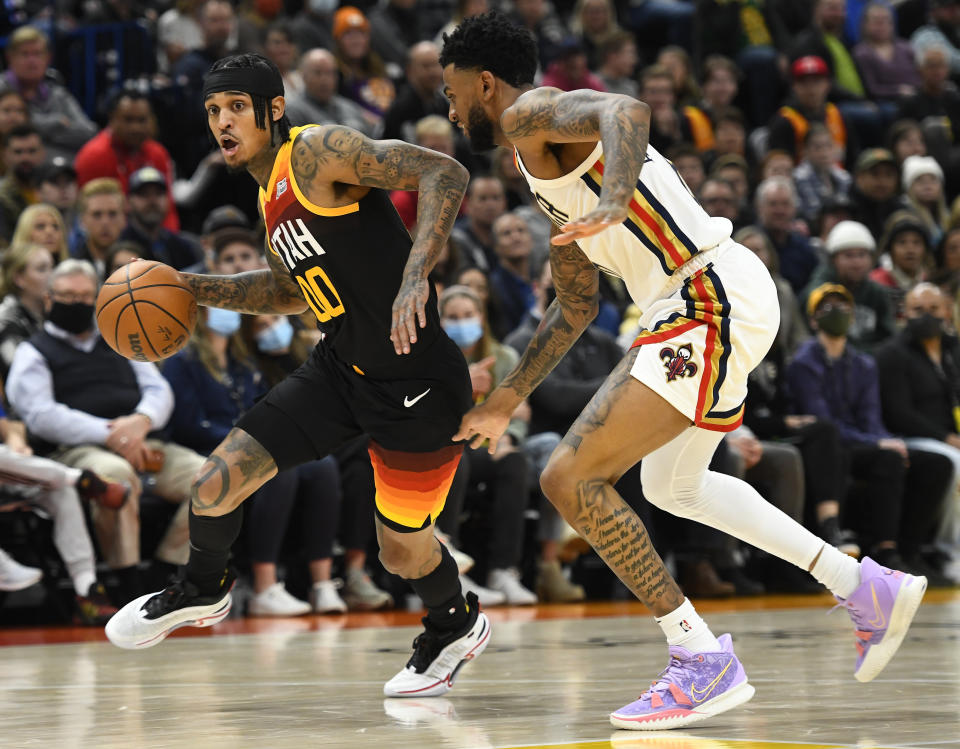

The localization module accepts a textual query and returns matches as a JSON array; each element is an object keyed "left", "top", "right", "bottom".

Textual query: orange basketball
[{"left": 96, "top": 260, "right": 198, "bottom": 363}]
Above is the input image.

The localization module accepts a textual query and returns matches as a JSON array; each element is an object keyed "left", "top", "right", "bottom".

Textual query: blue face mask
[
  {"left": 255, "top": 317, "right": 294, "bottom": 353},
  {"left": 206, "top": 307, "right": 242, "bottom": 337},
  {"left": 442, "top": 316, "right": 483, "bottom": 348}
]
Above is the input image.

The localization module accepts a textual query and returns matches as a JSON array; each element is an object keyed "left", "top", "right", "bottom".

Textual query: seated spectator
[
  {"left": 888, "top": 119, "right": 928, "bottom": 166},
  {"left": 370, "top": 0, "right": 424, "bottom": 69},
  {"left": 681, "top": 55, "right": 739, "bottom": 153},
  {"left": 163, "top": 309, "right": 346, "bottom": 615},
  {"left": 451, "top": 175, "right": 507, "bottom": 271},
  {"left": 902, "top": 155, "right": 949, "bottom": 247},
  {"left": 640, "top": 65, "right": 682, "bottom": 153},
  {"left": 0, "top": 86, "right": 28, "bottom": 175},
  {"left": 794, "top": 123, "right": 853, "bottom": 228},
  {"left": 456, "top": 265, "right": 510, "bottom": 342},
  {"left": 898, "top": 45, "right": 960, "bottom": 157},
  {"left": 760, "top": 149, "right": 795, "bottom": 181},
  {"left": 7, "top": 260, "right": 206, "bottom": 604},
  {"left": 787, "top": 283, "right": 953, "bottom": 579},
  {"left": 74, "top": 89, "right": 180, "bottom": 233},
  {"left": 876, "top": 282, "right": 960, "bottom": 557},
  {"left": 0, "top": 124, "right": 44, "bottom": 239},
  {"left": 72, "top": 179, "right": 127, "bottom": 278},
  {"left": 37, "top": 157, "right": 78, "bottom": 231},
  {"left": 756, "top": 176, "right": 819, "bottom": 292},
  {"left": 509, "top": 0, "right": 569, "bottom": 70},
  {"left": 596, "top": 31, "right": 638, "bottom": 99},
  {"left": 854, "top": 1, "right": 922, "bottom": 102},
  {"left": 261, "top": 21, "right": 303, "bottom": 96},
  {"left": 285, "top": 49, "right": 377, "bottom": 136},
  {"left": 120, "top": 167, "right": 203, "bottom": 271},
  {"left": 708, "top": 109, "right": 754, "bottom": 171},
  {"left": 815, "top": 192, "right": 855, "bottom": 247},
  {"left": 848, "top": 148, "right": 909, "bottom": 240},
  {"left": 490, "top": 212, "right": 537, "bottom": 339},
  {"left": 436, "top": 285, "right": 537, "bottom": 604},
  {"left": 659, "top": 46, "right": 700, "bottom": 104},
  {"left": 571, "top": 0, "right": 623, "bottom": 70},
  {"left": 0, "top": 243, "right": 55, "bottom": 380},
  {"left": 768, "top": 56, "right": 855, "bottom": 169},
  {"left": 870, "top": 211, "right": 933, "bottom": 320},
  {"left": 699, "top": 175, "right": 741, "bottom": 230},
  {"left": 541, "top": 39, "right": 607, "bottom": 93},
  {"left": 803, "top": 220, "right": 896, "bottom": 352},
  {"left": 911, "top": 0, "right": 960, "bottom": 78},
  {"left": 104, "top": 242, "right": 142, "bottom": 278},
  {"left": 0, "top": 398, "right": 126, "bottom": 621},
  {"left": 333, "top": 6, "right": 396, "bottom": 118},
  {"left": 669, "top": 144, "right": 706, "bottom": 197},
  {"left": 381, "top": 42, "right": 447, "bottom": 142},
  {"left": 12, "top": 203, "right": 68, "bottom": 262},
  {"left": 709, "top": 154, "right": 754, "bottom": 226},
  {"left": 2, "top": 26, "right": 96, "bottom": 158}
]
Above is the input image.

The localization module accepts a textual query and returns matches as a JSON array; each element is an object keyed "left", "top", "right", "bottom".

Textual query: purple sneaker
[
  {"left": 609, "top": 633, "right": 754, "bottom": 731},
  {"left": 835, "top": 556, "right": 927, "bottom": 683}
]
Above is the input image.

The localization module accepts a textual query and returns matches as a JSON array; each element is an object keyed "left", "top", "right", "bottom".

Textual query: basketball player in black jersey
[{"left": 107, "top": 54, "right": 491, "bottom": 697}]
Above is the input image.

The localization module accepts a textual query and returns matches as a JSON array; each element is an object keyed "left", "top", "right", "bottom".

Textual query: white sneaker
[
  {"left": 0, "top": 548, "right": 42, "bottom": 592},
  {"left": 343, "top": 568, "right": 393, "bottom": 610},
  {"left": 435, "top": 530, "right": 475, "bottom": 574},
  {"left": 459, "top": 574, "right": 505, "bottom": 607},
  {"left": 487, "top": 567, "right": 538, "bottom": 605},
  {"left": 310, "top": 580, "right": 347, "bottom": 614},
  {"left": 384, "top": 591, "right": 491, "bottom": 697},
  {"left": 248, "top": 582, "right": 311, "bottom": 617}
]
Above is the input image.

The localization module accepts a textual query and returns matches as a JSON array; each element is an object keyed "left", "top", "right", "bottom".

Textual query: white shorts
[{"left": 629, "top": 240, "right": 779, "bottom": 432}]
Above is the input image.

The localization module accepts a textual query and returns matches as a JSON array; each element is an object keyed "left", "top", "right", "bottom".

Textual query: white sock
[
  {"left": 656, "top": 598, "right": 722, "bottom": 652},
  {"left": 810, "top": 543, "right": 861, "bottom": 599},
  {"left": 73, "top": 571, "right": 96, "bottom": 598}
]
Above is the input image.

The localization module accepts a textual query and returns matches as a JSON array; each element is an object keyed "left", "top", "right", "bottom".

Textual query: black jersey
[{"left": 260, "top": 125, "right": 441, "bottom": 376}]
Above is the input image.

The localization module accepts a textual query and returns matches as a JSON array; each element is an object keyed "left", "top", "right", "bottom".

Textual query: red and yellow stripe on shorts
[{"left": 368, "top": 442, "right": 463, "bottom": 531}]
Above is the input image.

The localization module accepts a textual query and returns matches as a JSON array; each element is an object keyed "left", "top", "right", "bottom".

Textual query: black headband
[{"left": 202, "top": 68, "right": 284, "bottom": 101}]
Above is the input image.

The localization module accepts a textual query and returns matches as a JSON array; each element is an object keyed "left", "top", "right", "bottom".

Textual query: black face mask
[
  {"left": 815, "top": 307, "right": 852, "bottom": 337},
  {"left": 906, "top": 313, "right": 943, "bottom": 342},
  {"left": 48, "top": 301, "right": 95, "bottom": 335}
]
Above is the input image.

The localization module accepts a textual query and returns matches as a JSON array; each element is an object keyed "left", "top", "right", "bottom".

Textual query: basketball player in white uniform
[{"left": 442, "top": 12, "right": 927, "bottom": 731}]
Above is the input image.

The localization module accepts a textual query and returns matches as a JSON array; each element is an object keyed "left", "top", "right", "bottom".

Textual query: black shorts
[{"left": 236, "top": 334, "right": 473, "bottom": 531}]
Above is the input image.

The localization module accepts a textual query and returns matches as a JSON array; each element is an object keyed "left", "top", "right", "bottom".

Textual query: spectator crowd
[{"left": 3, "top": 0, "right": 960, "bottom": 626}]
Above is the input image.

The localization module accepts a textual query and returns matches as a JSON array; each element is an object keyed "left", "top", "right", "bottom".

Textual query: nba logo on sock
[
  {"left": 680, "top": 619, "right": 692, "bottom": 632},
  {"left": 276, "top": 177, "right": 288, "bottom": 198}
]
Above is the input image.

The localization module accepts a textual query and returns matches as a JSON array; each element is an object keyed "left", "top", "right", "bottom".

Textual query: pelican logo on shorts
[
  {"left": 660, "top": 343, "right": 697, "bottom": 382},
  {"left": 276, "top": 177, "right": 288, "bottom": 198}
]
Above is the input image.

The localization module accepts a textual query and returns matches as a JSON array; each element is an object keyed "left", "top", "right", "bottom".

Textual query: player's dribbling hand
[
  {"left": 454, "top": 399, "right": 513, "bottom": 454},
  {"left": 391, "top": 275, "right": 430, "bottom": 355},
  {"left": 552, "top": 204, "right": 629, "bottom": 245}
]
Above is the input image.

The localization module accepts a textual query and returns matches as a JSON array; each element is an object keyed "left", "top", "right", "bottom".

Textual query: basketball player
[
  {"left": 106, "top": 54, "right": 491, "bottom": 697},
  {"left": 443, "top": 12, "right": 926, "bottom": 730}
]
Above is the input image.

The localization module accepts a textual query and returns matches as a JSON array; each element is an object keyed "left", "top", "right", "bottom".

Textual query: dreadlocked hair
[
  {"left": 206, "top": 54, "right": 292, "bottom": 145},
  {"left": 439, "top": 11, "right": 538, "bottom": 88}
]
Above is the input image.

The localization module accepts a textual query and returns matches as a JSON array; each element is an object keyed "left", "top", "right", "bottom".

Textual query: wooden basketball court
[{"left": 1, "top": 592, "right": 957, "bottom": 749}]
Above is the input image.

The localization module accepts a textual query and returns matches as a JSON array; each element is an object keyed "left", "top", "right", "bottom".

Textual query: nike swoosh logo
[
  {"left": 868, "top": 582, "right": 886, "bottom": 628},
  {"left": 690, "top": 659, "right": 733, "bottom": 704},
  {"left": 404, "top": 389, "right": 431, "bottom": 407}
]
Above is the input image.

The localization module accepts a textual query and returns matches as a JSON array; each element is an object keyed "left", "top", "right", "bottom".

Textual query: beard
[{"left": 465, "top": 103, "right": 496, "bottom": 153}]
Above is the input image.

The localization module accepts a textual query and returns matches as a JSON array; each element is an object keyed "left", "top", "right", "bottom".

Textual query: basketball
[{"left": 96, "top": 260, "right": 198, "bottom": 362}]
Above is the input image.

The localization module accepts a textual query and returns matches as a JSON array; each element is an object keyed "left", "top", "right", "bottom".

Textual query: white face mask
[{"left": 308, "top": 0, "right": 337, "bottom": 15}]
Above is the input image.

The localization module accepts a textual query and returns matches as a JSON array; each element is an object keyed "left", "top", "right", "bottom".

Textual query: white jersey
[{"left": 515, "top": 141, "right": 732, "bottom": 311}]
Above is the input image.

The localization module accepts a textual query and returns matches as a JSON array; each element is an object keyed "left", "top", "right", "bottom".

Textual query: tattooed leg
[
  {"left": 541, "top": 349, "right": 692, "bottom": 617},
  {"left": 191, "top": 428, "right": 278, "bottom": 517}
]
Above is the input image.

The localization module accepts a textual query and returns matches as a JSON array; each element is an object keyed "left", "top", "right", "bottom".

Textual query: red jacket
[{"left": 74, "top": 129, "right": 180, "bottom": 232}]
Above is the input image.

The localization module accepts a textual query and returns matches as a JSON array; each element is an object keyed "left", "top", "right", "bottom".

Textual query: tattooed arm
[
  {"left": 501, "top": 88, "right": 650, "bottom": 245},
  {"left": 454, "top": 227, "right": 599, "bottom": 452},
  {"left": 290, "top": 125, "right": 469, "bottom": 354},
  {"left": 180, "top": 239, "right": 309, "bottom": 315}
]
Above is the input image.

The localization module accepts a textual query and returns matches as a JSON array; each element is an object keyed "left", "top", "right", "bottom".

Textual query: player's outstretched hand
[
  {"left": 454, "top": 399, "right": 513, "bottom": 454},
  {"left": 551, "top": 203, "right": 628, "bottom": 245},
  {"left": 391, "top": 275, "right": 430, "bottom": 355}
]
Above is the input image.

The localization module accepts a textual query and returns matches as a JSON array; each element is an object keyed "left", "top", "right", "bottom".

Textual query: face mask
[
  {"left": 206, "top": 307, "right": 242, "bottom": 337},
  {"left": 443, "top": 316, "right": 483, "bottom": 348},
  {"left": 48, "top": 301, "right": 94, "bottom": 335},
  {"left": 255, "top": 317, "right": 294, "bottom": 353},
  {"left": 815, "top": 307, "right": 852, "bottom": 338},
  {"left": 308, "top": 0, "right": 337, "bottom": 14},
  {"left": 906, "top": 313, "right": 942, "bottom": 342}
]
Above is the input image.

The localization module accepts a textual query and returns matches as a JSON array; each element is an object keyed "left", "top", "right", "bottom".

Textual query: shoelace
[
  {"left": 640, "top": 655, "right": 687, "bottom": 699},
  {"left": 143, "top": 578, "right": 199, "bottom": 618},
  {"left": 407, "top": 618, "right": 445, "bottom": 673}
]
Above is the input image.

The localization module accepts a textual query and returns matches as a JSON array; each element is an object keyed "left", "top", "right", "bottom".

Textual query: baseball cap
[
  {"left": 807, "top": 282, "right": 854, "bottom": 318},
  {"left": 902, "top": 155, "right": 944, "bottom": 188},
  {"left": 855, "top": 148, "right": 897, "bottom": 174},
  {"left": 333, "top": 6, "right": 369, "bottom": 39},
  {"left": 792, "top": 56, "right": 829, "bottom": 80},
  {"left": 38, "top": 155, "right": 76, "bottom": 184},
  {"left": 202, "top": 205, "right": 251, "bottom": 235},
  {"left": 129, "top": 166, "right": 166, "bottom": 193},
  {"left": 825, "top": 220, "right": 877, "bottom": 255}
]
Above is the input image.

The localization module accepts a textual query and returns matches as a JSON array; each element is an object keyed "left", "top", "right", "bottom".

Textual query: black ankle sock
[
  {"left": 185, "top": 506, "right": 243, "bottom": 595},
  {"left": 408, "top": 542, "right": 467, "bottom": 631}
]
